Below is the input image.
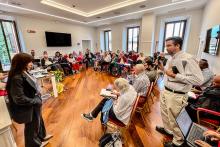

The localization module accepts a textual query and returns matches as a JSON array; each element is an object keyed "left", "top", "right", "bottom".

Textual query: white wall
[
  {"left": 13, "top": 16, "right": 96, "bottom": 58},
  {"left": 198, "top": 0, "right": 220, "bottom": 74},
  {"left": 154, "top": 8, "right": 204, "bottom": 55},
  {"left": 140, "top": 13, "right": 156, "bottom": 56},
  {"left": 96, "top": 20, "right": 141, "bottom": 53}
]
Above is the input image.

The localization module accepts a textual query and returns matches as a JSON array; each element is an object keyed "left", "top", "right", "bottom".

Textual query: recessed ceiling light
[
  {"left": 114, "top": 12, "right": 121, "bottom": 15},
  {"left": 10, "top": 1, "right": 22, "bottom": 6},
  {"left": 96, "top": 16, "right": 101, "bottom": 19},
  {"left": 139, "top": 5, "right": 146, "bottom": 8}
]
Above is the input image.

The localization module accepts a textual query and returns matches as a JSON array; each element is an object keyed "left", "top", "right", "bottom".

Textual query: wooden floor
[{"left": 13, "top": 68, "right": 169, "bottom": 147}]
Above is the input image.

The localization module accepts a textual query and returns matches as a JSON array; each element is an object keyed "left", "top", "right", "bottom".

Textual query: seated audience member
[
  {"left": 82, "top": 78, "right": 137, "bottom": 125},
  {"left": 31, "top": 50, "right": 41, "bottom": 67},
  {"left": 128, "top": 51, "right": 138, "bottom": 64},
  {"left": 195, "top": 130, "right": 220, "bottom": 147},
  {"left": 145, "top": 60, "right": 157, "bottom": 82},
  {"left": 118, "top": 53, "right": 127, "bottom": 64},
  {"left": 186, "top": 75, "right": 220, "bottom": 122},
  {"left": 41, "top": 51, "right": 53, "bottom": 68},
  {"left": 60, "top": 54, "right": 73, "bottom": 75},
  {"left": 53, "top": 51, "right": 61, "bottom": 63},
  {"left": 136, "top": 52, "right": 145, "bottom": 64},
  {"left": 195, "top": 59, "right": 214, "bottom": 90},
  {"left": 77, "top": 51, "right": 84, "bottom": 63},
  {"left": 117, "top": 53, "right": 128, "bottom": 75},
  {"left": 100, "top": 52, "right": 111, "bottom": 71},
  {"left": 68, "top": 53, "right": 80, "bottom": 73},
  {"left": 157, "top": 52, "right": 168, "bottom": 66},
  {"left": 84, "top": 49, "right": 95, "bottom": 68},
  {"left": 109, "top": 53, "right": 118, "bottom": 74},
  {"left": 132, "top": 64, "right": 150, "bottom": 107},
  {"left": 93, "top": 52, "right": 102, "bottom": 70},
  {"left": 72, "top": 51, "right": 78, "bottom": 58},
  {"left": 0, "top": 72, "right": 7, "bottom": 95}
]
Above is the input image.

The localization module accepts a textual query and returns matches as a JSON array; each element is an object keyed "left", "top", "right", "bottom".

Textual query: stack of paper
[{"left": 100, "top": 89, "right": 117, "bottom": 99}]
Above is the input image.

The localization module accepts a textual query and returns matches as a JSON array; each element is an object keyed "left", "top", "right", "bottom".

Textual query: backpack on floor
[{"left": 99, "top": 132, "right": 122, "bottom": 147}]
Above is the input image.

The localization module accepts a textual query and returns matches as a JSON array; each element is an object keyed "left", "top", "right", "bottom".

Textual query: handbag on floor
[{"left": 99, "top": 132, "right": 122, "bottom": 147}]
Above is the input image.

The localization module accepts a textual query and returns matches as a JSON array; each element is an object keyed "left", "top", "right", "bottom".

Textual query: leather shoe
[
  {"left": 156, "top": 126, "right": 173, "bottom": 137},
  {"left": 163, "top": 141, "right": 182, "bottom": 147}
]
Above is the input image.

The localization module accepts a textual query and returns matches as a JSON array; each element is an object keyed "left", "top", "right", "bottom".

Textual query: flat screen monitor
[
  {"left": 204, "top": 25, "right": 220, "bottom": 56},
  {"left": 45, "top": 31, "right": 72, "bottom": 47}
]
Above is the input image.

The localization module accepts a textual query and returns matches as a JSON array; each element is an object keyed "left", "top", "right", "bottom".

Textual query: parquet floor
[{"left": 13, "top": 68, "right": 167, "bottom": 147}]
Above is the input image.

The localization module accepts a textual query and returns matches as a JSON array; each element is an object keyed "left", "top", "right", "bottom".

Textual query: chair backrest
[
  {"left": 146, "top": 83, "right": 153, "bottom": 98},
  {"left": 153, "top": 74, "right": 159, "bottom": 86},
  {"left": 127, "top": 94, "right": 140, "bottom": 126}
]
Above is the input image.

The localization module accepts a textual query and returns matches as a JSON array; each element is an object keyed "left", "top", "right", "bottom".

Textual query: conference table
[{"left": 31, "top": 69, "right": 58, "bottom": 98}]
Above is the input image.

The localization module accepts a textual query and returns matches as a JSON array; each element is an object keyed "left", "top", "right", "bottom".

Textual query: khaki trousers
[{"left": 160, "top": 90, "right": 188, "bottom": 146}]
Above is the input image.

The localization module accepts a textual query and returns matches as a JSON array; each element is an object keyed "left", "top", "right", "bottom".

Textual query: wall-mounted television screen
[
  {"left": 204, "top": 25, "right": 220, "bottom": 56},
  {"left": 45, "top": 31, "right": 72, "bottom": 47}
]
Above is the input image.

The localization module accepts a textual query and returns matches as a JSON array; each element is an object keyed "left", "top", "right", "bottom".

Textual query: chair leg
[{"left": 150, "top": 93, "right": 154, "bottom": 104}]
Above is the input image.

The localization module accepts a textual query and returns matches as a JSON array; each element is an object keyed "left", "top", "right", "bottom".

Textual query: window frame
[
  {"left": 104, "top": 30, "right": 111, "bottom": 51},
  {"left": 162, "top": 20, "right": 187, "bottom": 51},
  {"left": 0, "top": 19, "right": 21, "bottom": 71},
  {"left": 126, "top": 26, "right": 140, "bottom": 53}
]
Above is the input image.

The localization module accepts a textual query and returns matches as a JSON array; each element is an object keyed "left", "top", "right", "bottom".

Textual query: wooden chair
[
  {"left": 104, "top": 94, "right": 140, "bottom": 145},
  {"left": 197, "top": 108, "right": 220, "bottom": 130},
  {"left": 151, "top": 74, "right": 159, "bottom": 103},
  {"left": 104, "top": 94, "right": 140, "bottom": 132},
  {"left": 135, "top": 83, "right": 153, "bottom": 126}
]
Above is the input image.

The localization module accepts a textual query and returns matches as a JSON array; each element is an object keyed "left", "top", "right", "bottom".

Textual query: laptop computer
[{"left": 176, "top": 108, "right": 208, "bottom": 147}]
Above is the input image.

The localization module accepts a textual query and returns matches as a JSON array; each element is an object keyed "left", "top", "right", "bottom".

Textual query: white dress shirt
[
  {"left": 113, "top": 85, "right": 137, "bottom": 125},
  {"left": 164, "top": 51, "right": 204, "bottom": 93}
]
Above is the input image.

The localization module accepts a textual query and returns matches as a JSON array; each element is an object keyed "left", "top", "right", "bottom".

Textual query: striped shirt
[{"left": 133, "top": 72, "right": 150, "bottom": 96}]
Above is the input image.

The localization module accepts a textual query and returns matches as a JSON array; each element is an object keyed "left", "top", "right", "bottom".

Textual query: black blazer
[{"left": 7, "top": 73, "right": 42, "bottom": 124}]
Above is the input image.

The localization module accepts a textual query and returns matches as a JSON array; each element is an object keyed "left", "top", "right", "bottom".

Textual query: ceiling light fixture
[
  {"left": 41, "top": 0, "right": 146, "bottom": 17},
  {"left": 0, "top": 0, "right": 195, "bottom": 25},
  {"left": 10, "top": 1, "right": 22, "bottom": 6},
  {"left": 88, "top": 0, "right": 193, "bottom": 24},
  {"left": 0, "top": 2, "right": 86, "bottom": 24},
  {"left": 139, "top": 5, "right": 146, "bottom": 8}
]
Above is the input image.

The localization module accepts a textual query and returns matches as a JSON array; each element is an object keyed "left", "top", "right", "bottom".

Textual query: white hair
[{"left": 114, "top": 78, "right": 130, "bottom": 92}]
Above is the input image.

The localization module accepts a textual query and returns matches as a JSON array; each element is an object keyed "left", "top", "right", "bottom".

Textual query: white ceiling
[{"left": 0, "top": 0, "right": 208, "bottom": 26}]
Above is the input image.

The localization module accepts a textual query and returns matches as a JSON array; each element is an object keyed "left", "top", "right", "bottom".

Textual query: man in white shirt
[{"left": 156, "top": 37, "right": 203, "bottom": 147}]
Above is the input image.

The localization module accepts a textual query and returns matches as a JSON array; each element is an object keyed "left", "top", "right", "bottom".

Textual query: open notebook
[{"left": 100, "top": 89, "right": 117, "bottom": 99}]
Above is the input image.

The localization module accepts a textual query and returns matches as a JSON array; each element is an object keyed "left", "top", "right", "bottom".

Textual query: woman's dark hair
[{"left": 6, "top": 53, "right": 33, "bottom": 91}]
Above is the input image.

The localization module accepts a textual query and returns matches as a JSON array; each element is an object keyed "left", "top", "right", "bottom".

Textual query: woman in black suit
[{"left": 6, "top": 53, "right": 50, "bottom": 147}]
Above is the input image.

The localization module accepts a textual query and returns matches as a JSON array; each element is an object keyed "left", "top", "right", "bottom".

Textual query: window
[
  {"left": 0, "top": 20, "right": 20, "bottom": 71},
  {"left": 104, "top": 30, "right": 112, "bottom": 51},
  {"left": 127, "top": 26, "right": 140, "bottom": 52},
  {"left": 163, "top": 20, "right": 186, "bottom": 51}
]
